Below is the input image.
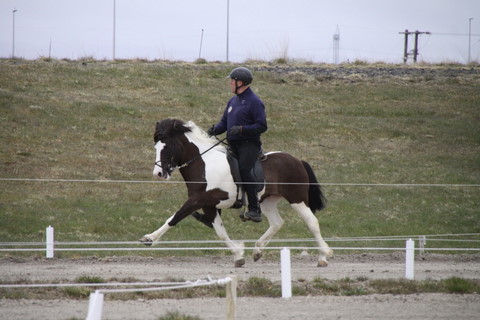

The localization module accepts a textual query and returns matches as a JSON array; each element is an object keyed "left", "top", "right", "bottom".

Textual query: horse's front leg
[
  {"left": 139, "top": 195, "right": 204, "bottom": 245},
  {"left": 139, "top": 215, "right": 174, "bottom": 245}
]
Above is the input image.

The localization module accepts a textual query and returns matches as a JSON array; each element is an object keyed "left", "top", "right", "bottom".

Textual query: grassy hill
[{"left": 0, "top": 59, "right": 479, "bottom": 255}]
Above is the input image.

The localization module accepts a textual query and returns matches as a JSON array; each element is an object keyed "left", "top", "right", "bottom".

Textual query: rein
[
  {"left": 177, "top": 137, "right": 227, "bottom": 169},
  {"left": 155, "top": 137, "right": 227, "bottom": 171}
]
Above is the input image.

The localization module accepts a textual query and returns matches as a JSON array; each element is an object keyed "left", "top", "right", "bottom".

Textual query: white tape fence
[
  {"left": 85, "top": 276, "right": 237, "bottom": 320},
  {"left": 1, "top": 227, "right": 478, "bottom": 255},
  {"left": 0, "top": 276, "right": 237, "bottom": 320}
]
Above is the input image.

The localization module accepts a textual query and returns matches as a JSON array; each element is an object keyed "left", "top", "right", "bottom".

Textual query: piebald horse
[{"left": 140, "top": 119, "right": 333, "bottom": 267}]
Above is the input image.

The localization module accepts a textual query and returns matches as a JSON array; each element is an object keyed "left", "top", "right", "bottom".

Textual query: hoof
[
  {"left": 253, "top": 252, "right": 262, "bottom": 262},
  {"left": 317, "top": 260, "right": 329, "bottom": 267},
  {"left": 139, "top": 237, "right": 153, "bottom": 246},
  {"left": 234, "top": 258, "right": 245, "bottom": 268}
]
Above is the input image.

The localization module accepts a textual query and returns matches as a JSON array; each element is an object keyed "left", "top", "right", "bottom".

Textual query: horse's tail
[{"left": 301, "top": 160, "right": 327, "bottom": 213}]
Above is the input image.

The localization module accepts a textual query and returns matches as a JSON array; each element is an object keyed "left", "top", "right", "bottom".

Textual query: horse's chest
[{"left": 204, "top": 156, "right": 237, "bottom": 208}]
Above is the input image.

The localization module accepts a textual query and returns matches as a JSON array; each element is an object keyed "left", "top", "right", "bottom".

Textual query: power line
[{"left": 430, "top": 32, "right": 480, "bottom": 37}]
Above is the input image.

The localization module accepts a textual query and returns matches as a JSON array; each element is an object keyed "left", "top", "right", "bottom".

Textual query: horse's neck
[
  {"left": 185, "top": 132, "right": 225, "bottom": 155},
  {"left": 180, "top": 137, "right": 227, "bottom": 183}
]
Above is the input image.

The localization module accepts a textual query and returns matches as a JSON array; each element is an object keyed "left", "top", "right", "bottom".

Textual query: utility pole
[
  {"left": 413, "top": 31, "right": 420, "bottom": 63},
  {"left": 469, "top": 18, "right": 474, "bottom": 64},
  {"left": 12, "top": 9, "right": 18, "bottom": 58},
  {"left": 399, "top": 30, "right": 430, "bottom": 64},
  {"left": 402, "top": 29, "right": 409, "bottom": 64}
]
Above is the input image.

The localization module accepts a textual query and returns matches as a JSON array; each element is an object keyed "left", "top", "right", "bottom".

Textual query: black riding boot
[{"left": 244, "top": 184, "right": 262, "bottom": 222}]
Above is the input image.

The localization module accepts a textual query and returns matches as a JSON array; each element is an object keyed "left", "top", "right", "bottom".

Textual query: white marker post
[
  {"left": 225, "top": 276, "right": 237, "bottom": 320},
  {"left": 405, "top": 238, "right": 415, "bottom": 280},
  {"left": 86, "top": 290, "right": 104, "bottom": 320},
  {"left": 281, "top": 248, "right": 292, "bottom": 298},
  {"left": 46, "top": 225, "right": 54, "bottom": 258}
]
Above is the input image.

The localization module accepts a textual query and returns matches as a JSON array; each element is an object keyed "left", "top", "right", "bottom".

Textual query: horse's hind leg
[
  {"left": 291, "top": 202, "right": 333, "bottom": 267},
  {"left": 253, "top": 196, "right": 284, "bottom": 262},
  {"left": 210, "top": 210, "right": 245, "bottom": 267}
]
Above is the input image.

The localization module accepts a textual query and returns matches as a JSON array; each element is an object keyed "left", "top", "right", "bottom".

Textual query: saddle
[{"left": 226, "top": 148, "right": 266, "bottom": 209}]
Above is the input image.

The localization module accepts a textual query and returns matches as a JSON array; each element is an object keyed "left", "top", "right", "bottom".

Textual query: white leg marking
[
  {"left": 253, "top": 197, "right": 284, "bottom": 261},
  {"left": 291, "top": 202, "right": 333, "bottom": 266},
  {"left": 144, "top": 215, "right": 174, "bottom": 242},
  {"left": 212, "top": 213, "right": 245, "bottom": 264}
]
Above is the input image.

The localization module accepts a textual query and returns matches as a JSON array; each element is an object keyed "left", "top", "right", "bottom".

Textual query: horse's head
[{"left": 152, "top": 119, "right": 191, "bottom": 180}]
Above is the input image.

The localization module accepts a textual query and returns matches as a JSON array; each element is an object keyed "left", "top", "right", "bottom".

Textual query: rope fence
[
  {"left": 0, "top": 275, "right": 237, "bottom": 320},
  {"left": 84, "top": 276, "right": 237, "bottom": 320},
  {"left": 1, "top": 227, "right": 478, "bottom": 256}
]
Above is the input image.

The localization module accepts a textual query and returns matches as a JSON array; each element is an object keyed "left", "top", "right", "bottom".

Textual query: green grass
[{"left": 0, "top": 59, "right": 479, "bottom": 252}]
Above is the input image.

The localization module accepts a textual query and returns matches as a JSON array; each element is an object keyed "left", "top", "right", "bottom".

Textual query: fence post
[
  {"left": 419, "top": 235, "right": 426, "bottom": 255},
  {"left": 405, "top": 238, "right": 415, "bottom": 280},
  {"left": 86, "top": 290, "right": 104, "bottom": 320},
  {"left": 46, "top": 226, "right": 54, "bottom": 258},
  {"left": 225, "top": 275, "right": 237, "bottom": 320},
  {"left": 281, "top": 248, "right": 292, "bottom": 298}
]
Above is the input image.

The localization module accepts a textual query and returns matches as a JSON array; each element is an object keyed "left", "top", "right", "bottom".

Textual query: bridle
[{"left": 154, "top": 136, "right": 227, "bottom": 172}]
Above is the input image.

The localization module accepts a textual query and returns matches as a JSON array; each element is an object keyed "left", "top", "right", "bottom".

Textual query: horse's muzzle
[{"left": 153, "top": 170, "right": 170, "bottom": 180}]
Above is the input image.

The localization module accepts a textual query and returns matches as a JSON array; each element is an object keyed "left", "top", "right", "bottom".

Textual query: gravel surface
[
  {"left": 1, "top": 253, "right": 479, "bottom": 320},
  {"left": 1, "top": 294, "right": 479, "bottom": 320}
]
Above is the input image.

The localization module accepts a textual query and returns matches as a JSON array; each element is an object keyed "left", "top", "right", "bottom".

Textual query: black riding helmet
[{"left": 227, "top": 67, "right": 253, "bottom": 85}]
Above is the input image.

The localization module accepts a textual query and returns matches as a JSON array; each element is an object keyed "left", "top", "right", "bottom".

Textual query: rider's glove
[
  {"left": 228, "top": 126, "right": 242, "bottom": 136},
  {"left": 207, "top": 125, "right": 216, "bottom": 136}
]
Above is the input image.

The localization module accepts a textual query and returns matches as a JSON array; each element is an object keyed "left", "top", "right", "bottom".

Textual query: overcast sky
[{"left": 1, "top": 0, "right": 479, "bottom": 63}]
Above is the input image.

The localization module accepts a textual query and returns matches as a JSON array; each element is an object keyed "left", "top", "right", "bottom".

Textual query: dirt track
[{"left": 1, "top": 253, "right": 479, "bottom": 319}]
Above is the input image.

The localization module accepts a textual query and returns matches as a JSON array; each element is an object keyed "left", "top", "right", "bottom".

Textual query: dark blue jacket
[{"left": 214, "top": 87, "right": 267, "bottom": 142}]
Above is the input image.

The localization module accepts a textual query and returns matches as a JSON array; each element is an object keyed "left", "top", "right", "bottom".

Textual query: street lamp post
[
  {"left": 226, "top": 0, "right": 229, "bottom": 62},
  {"left": 468, "top": 17, "right": 474, "bottom": 64},
  {"left": 113, "top": 0, "right": 116, "bottom": 60},
  {"left": 198, "top": 29, "right": 204, "bottom": 59},
  {"left": 12, "top": 9, "right": 18, "bottom": 58}
]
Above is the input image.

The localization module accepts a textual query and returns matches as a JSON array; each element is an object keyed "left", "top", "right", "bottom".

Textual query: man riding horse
[{"left": 208, "top": 67, "right": 267, "bottom": 223}]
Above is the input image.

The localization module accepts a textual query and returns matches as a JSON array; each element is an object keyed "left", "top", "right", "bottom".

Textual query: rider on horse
[{"left": 208, "top": 67, "right": 267, "bottom": 222}]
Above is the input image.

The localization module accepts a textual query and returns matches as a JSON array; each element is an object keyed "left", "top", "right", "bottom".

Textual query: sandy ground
[{"left": 1, "top": 253, "right": 479, "bottom": 320}]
